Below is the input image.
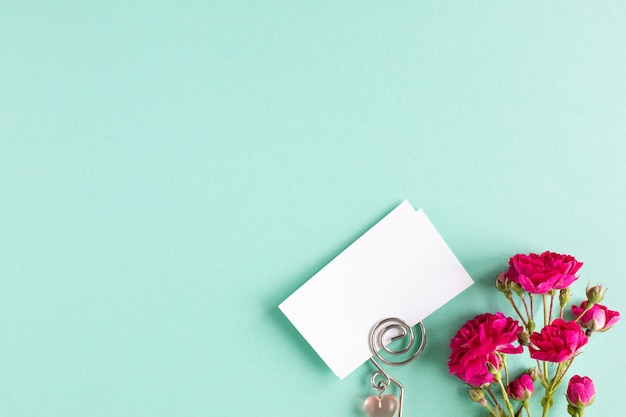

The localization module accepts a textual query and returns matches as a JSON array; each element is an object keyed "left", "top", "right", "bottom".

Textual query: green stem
[
  {"left": 484, "top": 401, "right": 499, "bottom": 417},
  {"left": 486, "top": 386, "right": 504, "bottom": 415},
  {"left": 541, "top": 382, "right": 557, "bottom": 417},
  {"left": 540, "top": 360, "right": 575, "bottom": 417},
  {"left": 552, "top": 359, "right": 575, "bottom": 390},
  {"left": 496, "top": 375, "right": 516, "bottom": 417},
  {"left": 542, "top": 294, "right": 548, "bottom": 327},
  {"left": 524, "top": 402, "right": 531, "bottom": 417},
  {"left": 509, "top": 298, "right": 528, "bottom": 327},
  {"left": 535, "top": 360, "right": 548, "bottom": 387},
  {"left": 520, "top": 294, "right": 531, "bottom": 320},
  {"left": 574, "top": 306, "right": 592, "bottom": 322},
  {"left": 502, "top": 354, "right": 510, "bottom": 386},
  {"left": 541, "top": 395, "right": 554, "bottom": 417},
  {"left": 549, "top": 293, "right": 555, "bottom": 324}
]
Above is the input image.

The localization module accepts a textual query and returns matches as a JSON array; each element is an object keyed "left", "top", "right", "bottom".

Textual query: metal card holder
[{"left": 364, "top": 318, "right": 427, "bottom": 417}]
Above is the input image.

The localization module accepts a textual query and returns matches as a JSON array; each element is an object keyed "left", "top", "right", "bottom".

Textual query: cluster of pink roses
[{"left": 448, "top": 251, "right": 619, "bottom": 417}]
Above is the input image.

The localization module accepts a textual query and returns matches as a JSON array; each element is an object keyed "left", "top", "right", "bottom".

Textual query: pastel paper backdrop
[{"left": 1, "top": 2, "right": 625, "bottom": 417}]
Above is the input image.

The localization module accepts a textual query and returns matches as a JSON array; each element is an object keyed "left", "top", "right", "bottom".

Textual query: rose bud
[
  {"left": 486, "top": 360, "right": 500, "bottom": 376},
  {"left": 585, "top": 284, "right": 606, "bottom": 307},
  {"left": 496, "top": 272, "right": 512, "bottom": 298},
  {"left": 525, "top": 367, "right": 539, "bottom": 382},
  {"left": 518, "top": 331, "right": 530, "bottom": 346},
  {"left": 469, "top": 387, "right": 486, "bottom": 406},
  {"left": 571, "top": 301, "right": 620, "bottom": 332},
  {"left": 511, "top": 282, "right": 525, "bottom": 297},
  {"left": 567, "top": 375, "right": 595, "bottom": 408},
  {"left": 508, "top": 373, "right": 534, "bottom": 401},
  {"left": 559, "top": 288, "right": 571, "bottom": 308}
]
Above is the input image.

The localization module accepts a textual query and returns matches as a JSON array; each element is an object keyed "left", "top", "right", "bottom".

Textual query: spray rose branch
[{"left": 449, "top": 251, "right": 620, "bottom": 417}]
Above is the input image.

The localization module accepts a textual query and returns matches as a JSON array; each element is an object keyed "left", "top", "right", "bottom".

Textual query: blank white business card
[{"left": 279, "top": 201, "right": 473, "bottom": 379}]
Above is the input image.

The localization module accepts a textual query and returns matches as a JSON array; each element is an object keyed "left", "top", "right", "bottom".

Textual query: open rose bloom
[
  {"left": 448, "top": 312, "right": 523, "bottom": 386},
  {"left": 571, "top": 301, "right": 620, "bottom": 332},
  {"left": 505, "top": 251, "right": 583, "bottom": 294},
  {"left": 528, "top": 319, "right": 587, "bottom": 362},
  {"left": 448, "top": 251, "right": 619, "bottom": 417}
]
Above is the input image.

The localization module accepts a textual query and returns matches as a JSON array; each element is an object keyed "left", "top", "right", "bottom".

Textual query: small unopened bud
[
  {"left": 559, "top": 288, "right": 571, "bottom": 308},
  {"left": 525, "top": 367, "right": 539, "bottom": 382},
  {"left": 487, "top": 361, "right": 501, "bottom": 380},
  {"left": 496, "top": 273, "right": 512, "bottom": 294},
  {"left": 469, "top": 387, "right": 485, "bottom": 403},
  {"left": 486, "top": 361, "right": 497, "bottom": 374},
  {"left": 526, "top": 319, "right": 535, "bottom": 334},
  {"left": 511, "top": 282, "right": 525, "bottom": 297},
  {"left": 586, "top": 283, "right": 606, "bottom": 307},
  {"left": 518, "top": 331, "right": 530, "bottom": 346}
]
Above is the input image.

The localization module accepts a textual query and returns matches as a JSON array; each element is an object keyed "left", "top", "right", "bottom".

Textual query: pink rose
[
  {"left": 508, "top": 373, "right": 534, "bottom": 401},
  {"left": 449, "top": 313, "right": 523, "bottom": 386},
  {"left": 505, "top": 251, "right": 583, "bottom": 294},
  {"left": 571, "top": 301, "right": 620, "bottom": 332},
  {"left": 528, "top": 319, "right": 588, "bottom": 363},
  {"left": 567, "top": 375, "right": 595, "bottom": 407}
]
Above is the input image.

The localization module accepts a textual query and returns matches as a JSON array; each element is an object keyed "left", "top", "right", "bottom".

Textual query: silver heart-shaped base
[{"left": 364, "top": 394, "right": 398, "bottom": 417}]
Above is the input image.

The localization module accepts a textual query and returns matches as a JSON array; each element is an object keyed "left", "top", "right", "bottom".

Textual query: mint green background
[{"left": 2, "top": 2, "right": 625, "bottom": 416}]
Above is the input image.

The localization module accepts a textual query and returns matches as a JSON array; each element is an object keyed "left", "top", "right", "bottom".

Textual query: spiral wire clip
[{"left": 368, "top": 318, "right": 426, "bottom": 417}]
